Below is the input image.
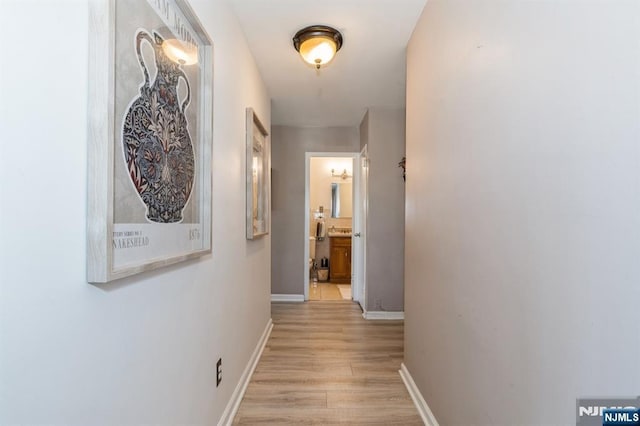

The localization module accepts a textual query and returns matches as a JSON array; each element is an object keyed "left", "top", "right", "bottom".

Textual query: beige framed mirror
[{"left": 246, "top": 108, "right": 270, "bottom": 239}]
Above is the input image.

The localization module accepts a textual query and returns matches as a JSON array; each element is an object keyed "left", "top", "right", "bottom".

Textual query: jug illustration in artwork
[{"left": 122, "top": 30, "right": 195, "bottom": 223}]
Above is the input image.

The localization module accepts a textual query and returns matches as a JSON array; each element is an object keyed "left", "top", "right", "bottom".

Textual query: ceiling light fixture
[{"left": 293, "top": 25, "right": 343, "bottom": 70}]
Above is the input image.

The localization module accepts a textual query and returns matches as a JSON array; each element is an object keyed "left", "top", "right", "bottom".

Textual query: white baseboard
[
  {"left": 399, "top": 363, "right": 440, "bottom": 426},
  {"left": 217, "top": 319, "right": 273, "bottom": 426},
  {"left": 271, "top": 294, "right": 305, "bottom": 302},
  {"left": 362, "top": 310, "right": 404, "bottom": 320}
]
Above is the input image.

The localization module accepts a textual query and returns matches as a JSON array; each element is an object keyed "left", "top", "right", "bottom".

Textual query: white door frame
[
  {"left": 304, "top": 152, "right": 360, "bottom": 301},
  {"left": 353, "top": 145, "right": 368, "bottom": 309}
]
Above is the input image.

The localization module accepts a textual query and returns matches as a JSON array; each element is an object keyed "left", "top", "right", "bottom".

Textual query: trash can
[{"left": 317, "top": 268, "right": 329, "bottom": 282}]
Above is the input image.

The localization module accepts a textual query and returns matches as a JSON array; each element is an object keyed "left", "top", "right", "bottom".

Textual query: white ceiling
[{"left": 228, "top": 0, "right": 427, "bottom": 127}]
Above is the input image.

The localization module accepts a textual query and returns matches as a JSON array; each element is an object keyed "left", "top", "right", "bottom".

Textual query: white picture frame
[
  {"left": 246, "top": 108, "right": 270, "bottom": 239},
  {"left": 87, "top": 0, "right": 213, "bottom": 283}
]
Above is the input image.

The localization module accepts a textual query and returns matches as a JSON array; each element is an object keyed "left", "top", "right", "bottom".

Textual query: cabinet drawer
[{"left": 330, "top": 236, "right": 351, "bottom": 247}]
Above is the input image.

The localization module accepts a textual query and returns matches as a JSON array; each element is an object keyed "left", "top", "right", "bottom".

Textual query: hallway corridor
[{"left": 233, "top": 302, "right": 422, "bottom": 424}]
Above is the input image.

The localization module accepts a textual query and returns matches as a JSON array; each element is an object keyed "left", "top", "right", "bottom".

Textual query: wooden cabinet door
[{"left": 330, "top": 237, "right": 351, "bottom": 283}]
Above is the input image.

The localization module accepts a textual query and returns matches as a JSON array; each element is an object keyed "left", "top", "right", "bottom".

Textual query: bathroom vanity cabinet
[{"left": 329, "top": 236, "right": 351, "bottom": 283}]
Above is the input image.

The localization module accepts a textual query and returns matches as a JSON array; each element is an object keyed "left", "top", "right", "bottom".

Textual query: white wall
[
  {"left": 0, "top": 0, "right": 270, "bottom": 423},
  {"left": 405, "top": 1, "right": 640, "bottom": 425}
]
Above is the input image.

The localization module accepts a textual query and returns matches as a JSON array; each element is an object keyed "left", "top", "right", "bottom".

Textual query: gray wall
[
  {"left": 0, "top": 0, "right": 271, "bottom": 423},
  {"left": 405, "top": 1, "right": 640, "bottom": 425},
  {"left": 271, "top": 126, "right": 360, "bottom": 295},
  {"left": 360, "top": 110, "right": 369, "bottom": 150},
  {"left": 361, "top": 108, "right": 406, "bottom": 312}
]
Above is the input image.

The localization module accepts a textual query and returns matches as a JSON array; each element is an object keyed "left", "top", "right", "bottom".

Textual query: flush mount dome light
[{"left": 293, "top": 25, "right": 343, "bottom": 69}]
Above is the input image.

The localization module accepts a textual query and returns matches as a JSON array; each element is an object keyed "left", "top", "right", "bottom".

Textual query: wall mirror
[
  {"left": 246, "top": 108, "right": 269, "bottom": 239},
  {"left": 331, "top": 182, "right": 352, "bottom": 218}
]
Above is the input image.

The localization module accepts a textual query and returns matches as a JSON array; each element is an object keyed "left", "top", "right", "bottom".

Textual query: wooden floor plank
[
  {"left": 309, "top": 283, "right": 345, "bottom": 300},
  {"left": 233, "top": 301, "right": 422, "bottom": 424}
]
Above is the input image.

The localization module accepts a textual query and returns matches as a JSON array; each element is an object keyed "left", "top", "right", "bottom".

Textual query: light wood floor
[
  {"left": 233, "top": 301, "right": 422, "bottom": 425},
  {"left": 308, "top": 283, "right": 346, "bottom": 301}
]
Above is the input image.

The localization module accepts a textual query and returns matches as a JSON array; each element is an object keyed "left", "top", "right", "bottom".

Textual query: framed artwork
[
  {"left": 87, "top": 0, "right": 213, "bottom": 283},
  {"left": 246, "top": 108, "right": 270, "bottom": 239}
]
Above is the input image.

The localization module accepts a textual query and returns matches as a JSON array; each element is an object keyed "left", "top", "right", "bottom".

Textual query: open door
[
  {"left": 304, "top": 152, "right": 359, "bottom": 301},
  {"left": 352, "top": 145, "right": 368, "bottom": 309}
]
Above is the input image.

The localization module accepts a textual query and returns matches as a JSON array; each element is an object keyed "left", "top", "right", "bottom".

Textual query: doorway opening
[{"left": 303, "top": 152, "right": 366, "bottom": 307}]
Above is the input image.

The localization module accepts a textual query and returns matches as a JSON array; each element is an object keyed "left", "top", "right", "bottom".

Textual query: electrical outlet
[{"left": 216, "top": 358, "right": 222, "bottom": 387}]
